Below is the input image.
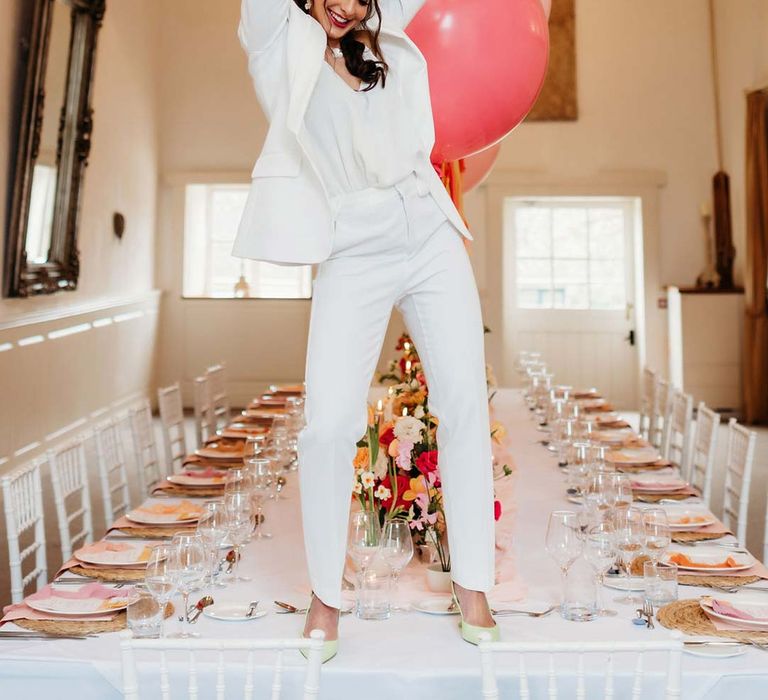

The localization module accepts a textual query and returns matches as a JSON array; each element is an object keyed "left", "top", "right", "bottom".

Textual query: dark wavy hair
[{"left": 295, "top": 0, "right": 389, "bottom": 91}]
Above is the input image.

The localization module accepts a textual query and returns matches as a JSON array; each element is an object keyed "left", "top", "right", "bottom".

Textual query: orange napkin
[{"left": 668, "top": 552, "right": 740, "bottom": 569}]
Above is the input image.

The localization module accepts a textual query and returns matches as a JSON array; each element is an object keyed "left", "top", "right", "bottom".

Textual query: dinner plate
[
  {"left": 664, "top": 547, "right": 754, "bottom": 573},
  {"left": 242, "top": 408, "right": 287, "bottom": 419},
  {"left": 203, "top": 603, "right": 268, "bottom": 622},
  {"left": 195, "top": 441, "right": 245, "bottom": 460},
  {"left": 413, "top": 597, "right": 459, "bottom": 615},
  {"left": 606, "top": 448, "right": 661, "bottom": 466},
  {"left": 26, "top": 594, "right": 137, "bottom": 616},
  {"left": 74, "top": 541, "right": 152, "bottom": 567},
  {"left": 660, "top": 505, "right": 717, "bottom": 530},
  {"left": 602, "top": 575, "right": 644, "bottom": 592},
  {"left": 699, "top": 594, "right": 768, "bottom": 629},
  {"left": 125, "top": 499, "right": 204, "bottom": 525},
  {"left": 593, "top": 428, "right": 636, "bottom": 445},
  {"left": 683, "top": 637, "right": 747, "bottom": 658},
  {"left": 167, "top": 473, "right": 226, "bottom": 487}
]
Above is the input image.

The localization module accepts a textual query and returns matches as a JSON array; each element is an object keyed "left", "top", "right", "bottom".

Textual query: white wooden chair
[
  {"left": 206, "top": 362, "right": 231, "bottom": 432},
  {"left": 94, "top": 418, "right": 132, "bottom": 526},
  {"left": 157, "top": 383, "right": 188, "bottom": 475},
  {"left": 650, "top": 377, "right": 670, "bottom": 450},
  {"left": 119, "top": 630, "right": 325, "bottom": 699},
  {"left": 478, "top": 634, "right": 683, "bottom": 700},
  {"left": 193, "top": 375, "right": 216, "bottom": 447},
  {"left": 639, "top": 367, "right": 656, "bottom": 440},
  {"left": 128, "top": 398, "right": 164, "bottom": 497},
  {"left": 721, "top": 418, "right": 757, "bottom": 545},
  {"left": 688, "top": 402, "right": 719, "bottom": 507},
  {"left": 48, "top": 436, "right": 94, "bottom": 562},
  {"left": 662, "top": 390, "right": 693, "bottom": 477},
  {"left": 1, "top": 460, "right": 47, "bottom": 604}
]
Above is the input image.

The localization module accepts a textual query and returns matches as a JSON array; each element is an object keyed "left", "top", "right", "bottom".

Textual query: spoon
[
  {"left": 246, "top": 600, "right": 260, "bottom": 618},
  {"left": 189, "top": 595, "right": 215, "bottom": 623}
]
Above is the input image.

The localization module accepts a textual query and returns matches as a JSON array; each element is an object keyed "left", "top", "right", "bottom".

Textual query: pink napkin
[
  {"left": 183, "top": 467, "right": 226, "bottom": 478},
  {"left": 77, "top": 541, "right": 133, "bottom": 554},
  {"left": 703, "top": 607, "right": 768, "bottom": 632},
  {"left": 711, "top": 599, "right": 768, "bottom": 622}
]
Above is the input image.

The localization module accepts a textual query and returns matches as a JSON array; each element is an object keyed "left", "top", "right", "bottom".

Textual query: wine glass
[
  {"left": 643, "top": 508, "right": 671, "bottom": 562},
  {"left": 609, "top": 473, "right": 634, "bottom": 511},
  {"left": 224, "top": 491, "right": 255, "bottom": 580},
  {"left": 583, "top": 522, "right": 618, "bottom": 617},
  {"left": 348, "top": 510, "right": 381, "bottom": 574},
  {"left": 249, "top": 458, "right": 274, "bottom": 539},
  {"left": 584, "top": 471, "right": 615, "bottom": 521},
  {"left": 168, "top": 534, "right": 207, "bottom": 638},
  {"left": 196, "top": 501, "right": 231, "bottom": 591},
  {"left": 380, "top": 520, "right": 413, "bottom": 610},
  {"left": 224, "top": 466, "right": 253, "bottom": 496},
  {"left": 545, "top": 510, "right": 584, "bottom": 616},
  {"left": 144, "top": 545, "right": 178, "bottom": 638},
  {"left": 613, "top": 507, "right": 645, "bottom": 604}
]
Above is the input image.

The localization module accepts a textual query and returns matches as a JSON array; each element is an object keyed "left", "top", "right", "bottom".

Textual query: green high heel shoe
[
  {"left": 299, "top": 595, "right": 339, "bottom": 664},
  {"left": 451, "top": 581, "right": 500, "bottom": 645}
]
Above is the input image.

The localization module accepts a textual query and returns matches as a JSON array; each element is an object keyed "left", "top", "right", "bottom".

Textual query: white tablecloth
[{"left": 2, "top": 389, "right": 767, "bottom": 699}]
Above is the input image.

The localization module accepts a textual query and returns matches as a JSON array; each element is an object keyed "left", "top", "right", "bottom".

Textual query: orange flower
[
  {"left": 387, "top": 438, "right": 400, "bottom": 458},
  {"left": 367, "top": 404, "right": 375, "bottom": 427},
  {"left": 403, "top": 475, "right": 429, "bottom": 502},
  {"left": 491, "top": 421, "right": 507, "bottom": 444},
  {"left": 353, "top": 447, "right": 369, "bottom": 470}
]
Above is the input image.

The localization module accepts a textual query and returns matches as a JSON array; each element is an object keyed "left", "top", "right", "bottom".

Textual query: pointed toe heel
[
  {"left": 301, "top": 597, "right": 339, "bottom": 664},
  {"left": 451, "top": 581, "right": 500, "bottom": 646}
]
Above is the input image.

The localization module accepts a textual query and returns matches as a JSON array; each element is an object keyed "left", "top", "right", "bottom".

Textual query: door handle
[{"left": 625, "top": 330, "right": 636, "bottom": 346}]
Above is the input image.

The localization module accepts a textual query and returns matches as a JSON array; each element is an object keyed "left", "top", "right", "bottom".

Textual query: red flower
[
  {"left": 379, "top": 426, "right": 395, "bottom": 448},
  {"left": 379, "top": 474, "right": 410, "bottom": 511},
  {"left": 494, "top": 500, "right": 502, "bottom": 522},
  {"left": 415, "top": 450, "right": 439, "bottom": 477}
]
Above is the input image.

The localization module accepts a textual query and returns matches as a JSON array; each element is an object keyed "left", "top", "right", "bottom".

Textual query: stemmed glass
[
  {"left": 168, "top": 534, "right": 207, "bottom": 638},
  {"left": 613, "top": 507, "right": 645, "bottom": 604},
  {"left": 196, "top": 501, "right": 231, "bottom": 591},
  {"left": 249, "top": 458, "right": 274, "bottom": 539},
  {"left": 348, "top": 511, "right": 382, "bottom": 575},
  {"left": 545, "top": 510, "right": 584, "bottom": 616},
  {"left": 609, "top": 473, "right": 634, "bottom": 511},
  {"left": 584, "top": 471, "right": 616, "bottom": 521},
  {"left": 144, "top": 545, "right": 178, "bottom": 638},
  {"left": 643, "top": 508, "right": 671, "bottom": 563},
  {"left": 379, "top": 520, "right": 413, "bottom": 610},
  {"left": 583, "top": 522, "right": 618, "bottom": 617},
  {"left": 224, "top": 491, "right": 255, "bottom": 580}
]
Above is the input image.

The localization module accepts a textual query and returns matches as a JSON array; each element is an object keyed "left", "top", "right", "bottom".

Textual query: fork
[
  {"left": 491, "top": 605, "right": 557, "bottom": 618},
  {"left": 642, "top": 600, "right": 655, "bottom": 629}
]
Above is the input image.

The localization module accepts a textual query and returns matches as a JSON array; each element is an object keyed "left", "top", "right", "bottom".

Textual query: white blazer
[{"left": 231, "top": 0, "right": 472, "bottom": 265}]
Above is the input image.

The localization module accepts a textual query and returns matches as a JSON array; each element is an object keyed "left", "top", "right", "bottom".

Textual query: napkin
[
  {"left": 183, "top": 467, "right": 226, "bottom": 479},
  {"left": 137, "top": 500, "right": 203, "bottom": 520},
  {"left": 75, "top": 540, "right": 153, "bottom": 564},
  {"left": 668, "top": 553, "right": 740, "bottom": 569},
  {"left": 711, "top": 599, "right": 768, "bottom": 622},
  {"left": 1, "top": 582, "right": 130, "bottom": 624}
]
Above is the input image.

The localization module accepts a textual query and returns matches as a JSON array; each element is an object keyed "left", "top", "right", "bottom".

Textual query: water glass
[
  {"left": 642, "top": 508, "right": 671, "bottom": 562},
  {"left": 643, "top": 560, "right": 678, "bottom": 606},
  {"left": 380, "top": 520, "right": 413, "bottom": 610},
  {"left": 355, "top": 555, "right": 392, "bottom": 621},
  {"left": 545, "top": 510, "right": 584, "bottom": 616},
  {"left": 348, "top": 510, "right": 381, "bottom": 573},
  {"left": 562, "top": 558, "right": 597, "bottom": 622},
  {"left": 127, "top": 588, "right": 163, "bottom": 638}
]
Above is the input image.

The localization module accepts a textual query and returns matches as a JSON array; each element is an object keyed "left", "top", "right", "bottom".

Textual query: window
[
  {"left": 182, "top": 183, "right": 312, "bottom": 299},
  {"left": 508, "top": 199, "right": 631, "bottom": 310}
]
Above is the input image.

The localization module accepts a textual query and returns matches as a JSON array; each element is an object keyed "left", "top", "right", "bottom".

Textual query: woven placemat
[
  {"left": 115, "top": 525, "right": 196, "bottom": 538},
  {"left": 153, "top": 484, "right": 224, "bottom": 498},
  {"left": 672, "top": 531, "right": 728, "bottom": 544},
  {"left": 618, "top": 462, "right": 672, "bottom": 473},
  {"left": 657, "top": 598, "right": 768, "bottom": 643},
  {"left": 679, "top": 574, "right": 761, "bottom": 588},
  {"left": 14, "top": 602, "right": 174, "bottom": 637},
  {"left": 68, "top": 565, "right": 147, "bottom": 582},
  {"left": 634, "top": 492, "right": 692, "bottom": 503}
]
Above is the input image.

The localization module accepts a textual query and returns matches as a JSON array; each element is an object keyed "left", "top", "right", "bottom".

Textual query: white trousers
[{"left": 297, "top": 172, "right": 495, "bottom": 608}]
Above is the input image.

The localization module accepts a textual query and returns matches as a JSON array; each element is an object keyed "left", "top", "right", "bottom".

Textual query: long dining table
[{"left": 1, "top": 388, "right": 767, "bottom": 699}]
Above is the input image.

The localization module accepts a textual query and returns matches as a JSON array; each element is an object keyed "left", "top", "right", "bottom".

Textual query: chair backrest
[
  {"left": 1, "top": 460, "right": 47, "bottom": 604},
  {"left": 689, "top": 402, "right": 719, "bottom": 507},
  {"left": 94, "top": 418, "right": 132, "bottom": 526},
  {"left": 639, "top": 367, "right": 656, "bottom": 439},
  {"left": 650, "top": 377, "right": 670, "bottom": 450},
  {"left": 128, "top": 398, "right": 163, "bottom": 498},
  {"left": 722, "top": 418, "right": 757, "bottom": 544},
  {"left": 47, "top": 436, "right": 93, "bottom": 562},
  {"left": 662, "top": 390, "right": 693, "bottom": 477},
  {"left": 206, "top": 363, "right": 231, "bottom": 432},
  {"left": 157, "top": 383, "right": 188, "bottom": 475},
  {"left": 478, "top": 634, "right": 683, "bottom": 700},
  {"left": 193, "top": 375, "right": 216, "bottom": 447},
  {"left": 119, "top": 630, "right": 325, "bottom": 700}
]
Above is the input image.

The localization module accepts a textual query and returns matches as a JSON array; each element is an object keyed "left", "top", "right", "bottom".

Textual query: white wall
[{"left": 154, "top": 0, "right": 768, "bottom": 400}]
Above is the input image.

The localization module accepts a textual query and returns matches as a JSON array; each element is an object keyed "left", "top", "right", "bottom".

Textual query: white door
[{"left": 503, "top": 197, "right": 640, "bottom": 409}]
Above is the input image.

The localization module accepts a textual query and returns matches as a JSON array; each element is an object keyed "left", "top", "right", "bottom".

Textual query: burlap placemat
[
  {"left": 68, "top": 565, "right": 147, "bottom": 583},
  {"left": 14, "top": 603, "right": 174, "bottom": 637},
  {"left": 657, "top": 598, "right": 768, "bottom": 643},
  {"left": 152, "top": 483, "right": 224, "bottom": 499},
  {"left": 679, "top": 574, "right": 761, "bottom": 588},
  {"left": 618, "top": 462, "right": 673, "bottom": 473},
  {"left": 634, "top": 492, "right": 693, "bottom": 503},
  {"left": 115, "top": 524, "right": 196, "bottom": 538},
  {"left": 672, "top": 531, "right": 728, "bottom": 544}
]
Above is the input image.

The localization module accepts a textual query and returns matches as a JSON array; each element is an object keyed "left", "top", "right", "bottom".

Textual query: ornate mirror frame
[{"left": 3, "top": 0, "right": 106, "bottom": 297}]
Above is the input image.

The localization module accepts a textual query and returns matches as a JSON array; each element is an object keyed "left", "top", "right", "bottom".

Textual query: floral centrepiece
[{"left": 353, "top": 334, "right": 511, "bottom": 573}]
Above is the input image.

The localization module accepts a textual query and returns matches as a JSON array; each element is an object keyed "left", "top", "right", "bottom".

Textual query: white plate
[
  {"left": 195, "top": 443, "right": 244, "bottom": 460},
  {"left": 203, "top": 603, "right": 268, "bottom": 621},
  {"left": 661, "top": 505, "right": 717, "bottom": 530},
  {"left": 664, "top": 547, "right": 755, "bottom": 573},
  {"left": 603, "top": 575, "right": 644, "bottom": 592},
  {"left": 74, "top": 541, "right": 152, "bottom": 567},
  {"left": 607, "top": 448, "right": 661, "bottom": 466},
  {"left": 125, "top": 499, "right": 204, "bottom": 525},
  {"left": 167, "top": 473, "right": 225, "bottom": 487},
  {"left": 699, "top": 594, "right": 768, "bottom": 629},
  {"left": 413, "top": 597, "right": 459, "bottom": 615},
  {"left": 26, "top": 594, "right": 136, "bottom": 616},
  {"left": 683, "top": 637, "right": 747, "bottom": 658}
]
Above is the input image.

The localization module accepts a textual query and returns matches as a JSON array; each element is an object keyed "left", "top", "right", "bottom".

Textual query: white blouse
[{"left": 302, "top": 45, "right": 426, "bottom": 198}]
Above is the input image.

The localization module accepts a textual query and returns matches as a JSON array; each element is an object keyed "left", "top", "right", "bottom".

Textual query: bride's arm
[
  {"left": 378, "top": 0, "right": 426, "bottom": 29},
  {"left": 238, "top": 0, "right": 291, "bottom": 54}
]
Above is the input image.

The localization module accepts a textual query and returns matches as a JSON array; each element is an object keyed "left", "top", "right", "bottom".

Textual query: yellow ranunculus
[{"left": 353, "top": 446, "right": 369, "bottom": 470}]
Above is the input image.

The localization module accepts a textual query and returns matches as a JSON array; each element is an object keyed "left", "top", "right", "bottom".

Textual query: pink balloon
[
  {"left": 461, "top": 142, "right": 502, "bottom": 192},
  {"left": 408, "top": 0, "right": 549, "bottom": 163}
]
